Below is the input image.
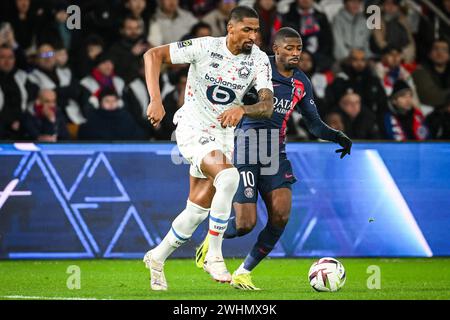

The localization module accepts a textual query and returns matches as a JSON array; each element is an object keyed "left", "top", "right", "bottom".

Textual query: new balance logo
[{"left": 210, "top": 52, "right": 223, "bottom": 60}]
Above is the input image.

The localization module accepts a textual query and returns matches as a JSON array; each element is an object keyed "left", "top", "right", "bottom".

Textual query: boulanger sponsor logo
[{"left": 204, "top": 74, "right": 245, "bottom": 91}]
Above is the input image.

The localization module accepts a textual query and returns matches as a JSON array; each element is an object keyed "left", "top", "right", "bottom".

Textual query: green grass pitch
[{"left": 0, "top": 258, "right": 449, "bottom": 300}]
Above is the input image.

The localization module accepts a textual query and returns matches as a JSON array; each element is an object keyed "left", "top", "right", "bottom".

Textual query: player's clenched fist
[
  {"left": 218, "top": 106, "right": 245, "bottom": 128},
  {"left": 146, "top": 100, "right": 166, "bottom": 127}
]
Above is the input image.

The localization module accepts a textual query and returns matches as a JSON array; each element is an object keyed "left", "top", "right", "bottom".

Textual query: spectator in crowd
[
  {"left": 28, "top": 43, "right": 84, "bottom": 125},
  {"left": 417, "top": 0, "right": 450, "bottom": 63},
  {"left": 153, "top": 67, "right": 188, "bottom": 140},
  {"left": 0, "top": 0, "right": 447, "bottom": 143},
  {"left": 334, "top": 86, "right": 380, "bottom": 139},
  {"left": 426, "top": 93, "right": 450, "bottom": 140},
  {"left": 5, "top": 0, "right": 45, "bottom": 54},
  {"left": 282, "top": 0, "right": 334, "bottom": 71},
  {"left": 0, "top": 45, "right": 33, "bottom": 140},
  {"left": 122, "top": 0, "right": 153, "bottom": 39},
  {"left": 253, "top": 0, "right": 282, "bottom": 54},
  {"left": 374, "top": 46, "right": 419, "bottom": 106},
  {"left": 180, "top": 21, "right": 212, "bottom": 41},
  {"left": 412, "top": 39, "right": 450, "bottom": 110},
  {"left": 148, "top": 0, "right": 198, "bottom": 46},
  {"left": 327, "top": 48, "right": 388, "bottom": 117},
  {"left": 71, "top": 34, "right": 105, "bottom": 79},
  {"left": 54, "top": 46, "right": 69, "bottom": 69},
  {"left": 180, "top": 0, "right": 217, "bottom": 16},
  {"left": 202, "top": 0, "right": 236, "bottom": 37},
  {"left": 21, "top": 88, "right": 69, "bottom": 142},
  {"left": 78, "top": 88, "right": 145, "bottom": 141},
  {"left": 325, "top": 111, "right": 345, "bottom": 132},
  {"left": 108, "top": 16, "right": 150, "bottom": 83},
  {"left": 332, "top": 0, "right": 372, "bottom": 61},
  {"left": 82, "top": 0, "right": 121, "bottom": 47},
  {"left": 298, "top": 49, "right": 330, "bottom": 116},
  {"left": 371, "top": 0, "right": 416, "bottom": 62},
  {"left": 382, "top": 80, "right": 429, "bottom": 141},
  {"left": 80, "top": 53, "right": 126, "bottom": 112},
  {"left": 0, "top": 21, "right": 28, "bottom": 70},
  {"left": 123, "top": 59, "right": 153, "bottom": 139}
]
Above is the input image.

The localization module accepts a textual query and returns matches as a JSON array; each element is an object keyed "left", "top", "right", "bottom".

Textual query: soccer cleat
[
  {"left": 231, "top": 271, "right": 261, "bottom": 290},
  {"left": 195, "top": 234, "right": 210, "bottom": 269},
  {"left": 203, "top": 256, "right": 232, "bottom": 283},
  {"left": 143, "top": 250, "right": 168, "bottom": 291}
]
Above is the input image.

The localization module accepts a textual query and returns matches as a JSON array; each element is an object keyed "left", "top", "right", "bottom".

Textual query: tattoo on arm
[{"left": 242, "top": 88, "right": 273, "bottom": 119}]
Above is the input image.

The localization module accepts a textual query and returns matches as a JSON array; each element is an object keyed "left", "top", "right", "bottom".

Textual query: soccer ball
[{"left": 308, "top": 257, "right": 346, "bottom": 292}]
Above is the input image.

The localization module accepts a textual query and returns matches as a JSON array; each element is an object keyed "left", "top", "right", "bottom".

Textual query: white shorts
[{"left": 175, "top": 121, "right": 234, "bottom": 179}]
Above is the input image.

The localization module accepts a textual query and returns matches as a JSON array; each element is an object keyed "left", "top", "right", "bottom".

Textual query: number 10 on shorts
[{"left": 241, "top": 171, "right": 255, "bottom": 187}]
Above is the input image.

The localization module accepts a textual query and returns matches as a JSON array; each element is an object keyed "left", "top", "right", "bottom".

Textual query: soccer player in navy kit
[{"left": 196, "top": 27, "right": 353, "bottom": 290}]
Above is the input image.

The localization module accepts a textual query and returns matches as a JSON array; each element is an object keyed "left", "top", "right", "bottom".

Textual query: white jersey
[{"left": 169, "top": 36, "right": 273, "bottom": 130}]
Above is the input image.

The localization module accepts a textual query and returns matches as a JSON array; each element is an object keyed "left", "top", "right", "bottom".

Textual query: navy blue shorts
[{"left": 233, "top": 155, "right": 297, "bottom": 204}]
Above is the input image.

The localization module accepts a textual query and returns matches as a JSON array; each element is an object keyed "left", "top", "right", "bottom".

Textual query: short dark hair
[
  {"left": 229, "top": 6, "right": 259, "bottom": 22},
  {"left": 99, "top": 88, "right": 119, "bottom": 102},
  {"left": 122, "top": 15, "right": 144, "bottom": 28},
  {"left": 274, "top": 27, "right": 301, "bottom": 44},
  {"left": 190, "top": 22, "right": 212, "bottom": 36},
  {"left": 431, "top": 38, "right": 450, "bottom": 50}
]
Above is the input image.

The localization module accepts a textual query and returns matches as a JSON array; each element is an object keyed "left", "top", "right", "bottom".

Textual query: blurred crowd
[{"left": 0, "top": 0, "right": 449, "bottom": 142}]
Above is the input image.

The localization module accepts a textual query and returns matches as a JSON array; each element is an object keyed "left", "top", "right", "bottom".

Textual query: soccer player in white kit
[{"left": 142, "top": 6, "right": 274, "bottom": 291}]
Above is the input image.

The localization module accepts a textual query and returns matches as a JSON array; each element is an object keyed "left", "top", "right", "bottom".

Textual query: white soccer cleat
[
  {"left": 143, "top": 250, "right": 168, "bottom": 291},
  {"left": 203, "top": 256, "right": 232, "bottom": 283}
]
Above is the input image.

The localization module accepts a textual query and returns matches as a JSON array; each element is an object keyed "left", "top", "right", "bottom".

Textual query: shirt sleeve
[
  {"left": 169, "top": 37, "right": 210, "bottom": 65},
  {"left": 253, "top": 53, "right": 273, "bottom": 93},
  {"left": 295, "top": 76, "right": 339, "bottom": 142}
]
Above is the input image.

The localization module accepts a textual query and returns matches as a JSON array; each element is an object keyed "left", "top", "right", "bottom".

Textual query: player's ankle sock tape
[
  {"left": 168, "top": 200, "right": 209, "bottom": 247},
  {"left": 209, "top": 167, "right": 239, "bottom": 233}
]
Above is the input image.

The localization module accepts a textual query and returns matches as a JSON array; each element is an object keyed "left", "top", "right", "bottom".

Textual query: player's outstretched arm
[
  {"left": 143, "top": 45, "right": 171, "bottom": 126},
  {"left": 242, "top": 88, "right": 274, "bottom": 119},
  {"left": 300, "top": 100, "right": 352, "bottom": 158}
]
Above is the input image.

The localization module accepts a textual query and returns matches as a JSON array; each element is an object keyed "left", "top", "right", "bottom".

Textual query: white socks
[
  {"left": 207, "top": 167, "right": 240, "bottom": 260},
  {"left": 152, "top": 167, "right": 240, "bottom": 263},
  {"left": 152, "top": 200, "right": 209, "bottom": 262}
]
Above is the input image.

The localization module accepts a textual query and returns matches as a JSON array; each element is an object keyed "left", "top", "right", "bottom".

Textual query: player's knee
[
  {"left": 236, "top": 222, "right": 256, "bottom": 236},
  {"left": 213, "top": 167, "right": 240, "bottom": 195},
  {"left": 270, "top": 211, "right": 290, "bottom": 228},
  {"left": 235, "top": 214, "right": 257, "bottom": 236},
  {"left": 186, "top": 200, "right": 210, "bottom": 225},
  {"left": 172, "top": 200, "right": 209, "bottom": 240}
]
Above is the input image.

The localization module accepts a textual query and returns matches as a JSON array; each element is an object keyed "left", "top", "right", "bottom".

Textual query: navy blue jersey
[{"left": 237, "top": 56, "right": 338, "bottom": 154}]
